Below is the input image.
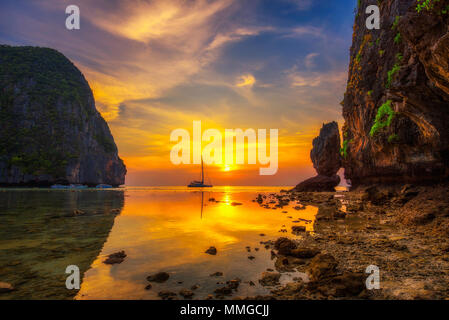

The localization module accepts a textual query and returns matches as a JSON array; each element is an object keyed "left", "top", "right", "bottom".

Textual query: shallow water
[{"left": 0, "top": 186, "right": 318, "bottom": 300}]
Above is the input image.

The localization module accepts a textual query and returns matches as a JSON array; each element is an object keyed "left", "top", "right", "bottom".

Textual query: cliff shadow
[{"left": 0, "top": 189, "right": 124, "bottom": 299}]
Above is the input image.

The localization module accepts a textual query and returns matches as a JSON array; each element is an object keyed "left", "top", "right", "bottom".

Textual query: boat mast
[{"left": 201, "top": 156, "right": 204, "bottom": 184}]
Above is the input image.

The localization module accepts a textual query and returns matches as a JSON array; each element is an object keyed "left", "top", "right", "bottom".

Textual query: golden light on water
[{"left": 76, "top": 187, "right": 318, "bottom": 300}]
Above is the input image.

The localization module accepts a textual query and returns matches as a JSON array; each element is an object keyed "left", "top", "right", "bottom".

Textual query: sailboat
[{"left": 188, "top": 157, "right": 213, "bottom": 188}]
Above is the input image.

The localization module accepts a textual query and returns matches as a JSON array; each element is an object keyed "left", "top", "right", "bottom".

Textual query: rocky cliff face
[
  {"left": 0, "top": 45, "right": 126, "bottom": 186},
  {"left": 342, "top": 0, "right": 449, "bottom": 186}
]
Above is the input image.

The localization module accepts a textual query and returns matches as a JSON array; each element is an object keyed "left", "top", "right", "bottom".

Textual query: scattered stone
[
  {"left": 179, "top": 289, "right": 194, "bottom": 299},
  {"left": 248, "top": 256, "right": 255, "bottom": 260},
  {"left": 231, "top": 202, "right": 243, "bottom": 206},
  {"left": 259, "top": 272, "right": 281, "bottom": 286},
  {"left": 307, "top": 254, "right": 338, "bottom": 281},
  {"left": 103, "top": 251, "right": 127, "bottom": 265},
  {"left": 274, "top": 237, "right": 297, "bottom": 255},
  {"left": 191, "top": 284, "right": 200, "bottom": 290},
  {"left": 210, "top": 272, "right": 223, "bottom": 277},
  {"left": 145, "top": 284, "right": 152, "bottom": 290},
  {"left": 158, "top": 290, "right": 177, "bottom": 300},
  {"left": 73, "top": 209, "right": 85, "bottom": 216},
  {"left": 226, "top": 278, "right": 242, "bottom": 290},
  {"left": 147, "top": 272, "right": 170, "bottom": 283},
  {"left": 214, "top": 286, "right": 233, "bottom": 296},
  {"left": 209, "top": 198, "right": 216, "bottom": 202},
  {"left": 205, "top": 246, "right": 217, "bottom": 255},
  {"left": 0, "top": 282, "right": 14, "bottom": 293},
  {"left": 289, "top": 247, "right": 321, "bottom": 259},
  {"left": 333, "top": 210, "right": 347, "bottom": 220},
  {"left": 292, "top": 226, "right": 306, "bottom": 234}
]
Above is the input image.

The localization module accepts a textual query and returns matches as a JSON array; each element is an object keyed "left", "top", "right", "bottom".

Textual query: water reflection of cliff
[{"left": 0, "top": 190, "right": 124, "bottom": 299}]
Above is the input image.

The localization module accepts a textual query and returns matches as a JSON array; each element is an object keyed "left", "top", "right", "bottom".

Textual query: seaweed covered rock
[{"left": 0, "top": 45, "right": 126, "bottom": 186}]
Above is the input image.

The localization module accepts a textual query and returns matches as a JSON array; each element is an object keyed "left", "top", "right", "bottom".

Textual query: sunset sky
[{"left": 0, "top": 0, "right": 357, "bottom": 186}]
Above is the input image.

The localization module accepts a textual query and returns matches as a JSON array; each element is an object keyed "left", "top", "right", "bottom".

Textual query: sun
[{"left": 224, "top": 165, "right": 231, "bottom": 172}]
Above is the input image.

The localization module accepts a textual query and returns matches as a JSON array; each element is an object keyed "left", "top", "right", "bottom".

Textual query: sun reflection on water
[{"left": 76, "top": 186, "right": 318, "bottom": 300}]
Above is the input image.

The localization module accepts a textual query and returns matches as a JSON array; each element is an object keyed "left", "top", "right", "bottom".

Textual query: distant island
[{"left": 0, "top": 45, "right": 126, "bottom": 187}]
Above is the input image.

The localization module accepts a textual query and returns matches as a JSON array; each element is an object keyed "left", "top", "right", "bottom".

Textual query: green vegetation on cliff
[{"left": 370, "top": 100, "right": 396, "bottom": 137}]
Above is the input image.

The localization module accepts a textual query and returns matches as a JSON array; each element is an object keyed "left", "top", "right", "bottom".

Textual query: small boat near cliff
[
  {"left": 96, "top": 184, "right": 113, "bottom": 189},
  {"left": 51, "top": 184, "right": 88, "bottom": 189}
]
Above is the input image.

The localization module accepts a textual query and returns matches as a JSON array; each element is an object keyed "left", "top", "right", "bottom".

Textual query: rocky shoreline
[
  {"left": 144, "top": 185, "right": 449, "bottom": 300},
  {"left": 239, "top": 184, "right": 449, "bottom": 300}
]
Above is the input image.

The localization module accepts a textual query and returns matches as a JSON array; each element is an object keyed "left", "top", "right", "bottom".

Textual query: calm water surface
[{"left": 0, "top": 186, "right": 319, "bottom": 299}]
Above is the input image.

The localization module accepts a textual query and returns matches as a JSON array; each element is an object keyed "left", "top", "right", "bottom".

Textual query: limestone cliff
[
  {"left": 294, "top": 122, "right": 341, "bottom": 192},
  {"left": 342, "top": 0, "right": 449, "bottom": 186},
  {"left": 0, "top": 45, "right": 126, "bottom": 186}
]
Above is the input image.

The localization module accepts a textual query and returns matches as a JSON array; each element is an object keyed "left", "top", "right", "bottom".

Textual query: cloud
[
  {"left": 284, "top": 0, "right": 313, "bottom": 11},
  {"left": 236, "top": 74, "right": 256, "bottom": 87},
  {"left": 284, "top": 26, "right": 325, "bottom": 39},
  {"left": 305, "top": 53, "right": 319, "bottom": 69}
]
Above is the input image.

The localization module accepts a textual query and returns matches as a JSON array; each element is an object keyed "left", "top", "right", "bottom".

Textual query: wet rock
[
  {"left": 158, "top": 290, "right": 177, "bottom": 300},
  {"left": 103, "top": 251, "right": 126, "bottom": 265},
  {"left": 289, "top": 247, "right": 321, "bottom": 259},
  {"left": 210, "top": 272, "right": 223, "bottom": 277},
  {"left": 73, "top": 209, "right": 86, "bottom": 216},
  {"left": 307, "top": 254, "right": 338, "bottom": 281},
  {"left": 248, "top": 256, "right": 255, "bottom": 260},
  {"left": 208, "top": 198, "right": 216, "bottom": 202},
  {"left": 411, "top": 210, "right": 436, "bottom": 225},
  {"left": 333, "top": 210, "right": 347, "bottom": 220},
  {"left": 179, "top": 289, "right": 194, "bottom": 299},
  {"left": 259, "top": 272, "right": 281, "bottom": 286},
  {"left": 214, "top": 286, "right": 233, "bottom": 296},
  {"left": 307, "top": 271, "right": 365, "bottom": 298},
  {"left": 292, "top": 226, "right": 306, "bottom": 234},
  {"left": 231, "top": 202, "right": 243, "bottom": 206},
  {"left": 293, "top": 174, "right": 341, "bottom": 192},
  {"left": 274, "top": 237, "right": 297, "bottom": 255},
  {"left": 226, "top": 278, "right": 242, "bottom": 290},
  {"left": 147, "top": 272, "right": 170, "bottom": 283},
  {"left": 0, "top": 282, "right": 14, "bottom": 293},
  {"left": 191, "top": 284, "right": 200, "bottom": 290},
  {"left": 145, "top": 284, "right": 152, "bottom": 290},
  {"left": 205, "top": 246, "right": 217, "bottom": 255},
  {"left": 362, "top": 186, "right": 391, "bottom": 205}
]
